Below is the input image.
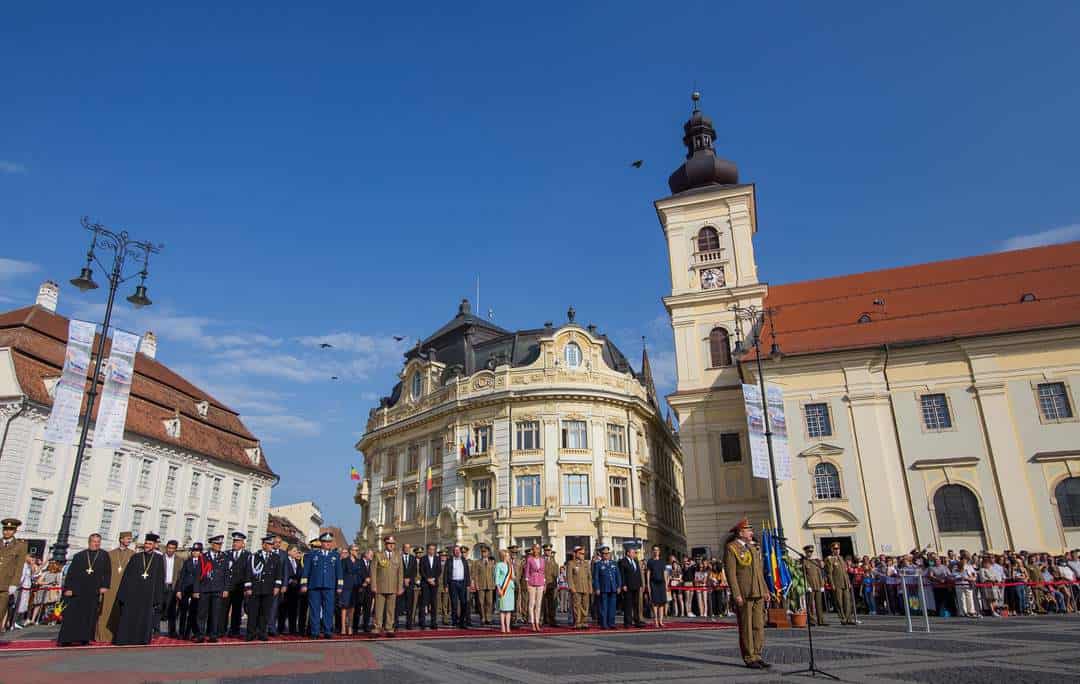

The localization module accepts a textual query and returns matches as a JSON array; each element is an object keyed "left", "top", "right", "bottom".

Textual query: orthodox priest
[
  {"left": 96, "top": 530, "right": 135, "bottom": 642},
  {"left": 113, "top": 532, "right": 166, "bottom": 645},
  {"left": 58, "top": 533, "right": 112, "bottom": 646}
]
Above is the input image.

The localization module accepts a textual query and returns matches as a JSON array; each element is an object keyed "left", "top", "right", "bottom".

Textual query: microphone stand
[{"left": 783, "top": 543, "right": 839, "bottom": 680}]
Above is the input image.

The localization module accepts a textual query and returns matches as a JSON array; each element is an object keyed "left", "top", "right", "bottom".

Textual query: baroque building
[
  {"left": 355, "top": 301, "right": 685, "bottom": 558},
  {"left": 0, "top": 282, "right": 276, "bottom": 555},
  {"left": 658, "top": 94, "right": 1080, "bottom": 556}
]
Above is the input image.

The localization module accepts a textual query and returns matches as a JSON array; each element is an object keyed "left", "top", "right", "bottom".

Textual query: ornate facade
[
  {"left": 658, "top": 94, "right": 1080, "bottom": 556},
  {"left": 355, "top": 301, "right": 685, "bottom": 558}
]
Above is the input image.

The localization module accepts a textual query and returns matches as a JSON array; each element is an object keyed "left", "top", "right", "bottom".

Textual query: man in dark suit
[
  {"left": 278, "top": 544, "right": 301, "bottom": 635},
  {"left": 419, "top": 543, "right": 441, "bottom": 630},
  {"left": 243, "top": 535, "right": 282, "bottom": 641},
  {"left": 177, "top": 543, "right": 204, "bottom": 640},
  {"left": 224, "top": 532, "right": 251, "bottom": 637},
  {"left": 354, "top": 549, "right": 373, "bottom": 633},
  {"left": 161, "top": 540, "right": 184, "bottom": 637},
  {"left": 267, "top": 535, "right": 288, "bottom": 636},
  {"left": 619, "top": 545, "right": 647, "bottom": 628},
  {"left": 397, "top": 543, "right": 418, "bottom": 630},
  {"left": 443, "top": 544, "right": 471, "bottom": 629}
]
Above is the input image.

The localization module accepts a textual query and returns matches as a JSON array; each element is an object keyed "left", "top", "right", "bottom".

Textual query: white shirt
[
  {"left": 164, "top": 554, "right": 176, "bottom": 586},
  {"left": 1059, "top": 565, "right": 1075, "bottom": 581},
  {"left": 451, "top": 558, "right": 465, "bottom": 580},
  {"left": 427, "top": 554, "right": 437, "bottom": 569}
]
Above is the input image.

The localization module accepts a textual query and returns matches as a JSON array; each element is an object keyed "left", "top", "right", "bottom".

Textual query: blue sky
[{"left": 2, "top": 2, "right": 1078, "bottom": 539}]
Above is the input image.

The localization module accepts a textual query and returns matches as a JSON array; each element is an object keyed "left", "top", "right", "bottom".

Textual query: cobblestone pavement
[{"left": 1, "top": 615, "right": 1078, "bottom": 683}]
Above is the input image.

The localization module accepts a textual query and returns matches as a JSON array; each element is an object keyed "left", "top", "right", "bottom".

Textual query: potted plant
[{"left": 786, "top": 554, "right": 809, "bottom": 628}]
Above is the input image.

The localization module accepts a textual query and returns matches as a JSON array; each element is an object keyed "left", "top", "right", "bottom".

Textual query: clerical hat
[{"left": 144, "top": 532, "right": 160, "bottom": 542}]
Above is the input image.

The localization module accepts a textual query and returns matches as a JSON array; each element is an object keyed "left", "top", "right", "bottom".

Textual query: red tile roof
[
  {"left": 0, "top": 305, "right": 275, "bottom": 477},
  {"left": 753, "top": 241, "right": 1080, "bottom": 359},
  {"left": 267, "top": 514, "right": 304, "bottom": 546}
]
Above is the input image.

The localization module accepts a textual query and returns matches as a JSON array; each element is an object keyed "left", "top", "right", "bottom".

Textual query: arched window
[
  {"left": 564, "top": 342, "right": 582, "bottom": 368},
  {"left": 933, "top": 484, "right": 984, "bottom": 533},
  {"left": 411, "top": 372, "right": 422, "bottom": 399},
  {"left": 813, "top": 463, "right": 842, "bottom": 500},
  {"left": 697, "top": 226, "right": 720, "bottom": 252},
  {"left": 1056, "top": 477, "right": 1080, "bottom": 528},
  {"left": 709, "top": 327, "right": 732, "bottom": 367}
]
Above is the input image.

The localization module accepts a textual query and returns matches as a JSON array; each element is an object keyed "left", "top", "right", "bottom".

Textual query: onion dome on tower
[{"left": 667, "top": 91, "right": 739, "bottom": 194}]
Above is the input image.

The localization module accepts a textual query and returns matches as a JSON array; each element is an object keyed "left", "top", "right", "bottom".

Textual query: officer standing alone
[{"left": 723, "top": 518, "right": 773, "bottom": 669}]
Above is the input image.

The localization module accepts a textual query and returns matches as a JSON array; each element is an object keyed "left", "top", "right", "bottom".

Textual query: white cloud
[
  {"left": 0, "top": 161, "right": 27, "bottom": 174},
  {"left": 0, "top": 257, "right": 38, "bottom": 280},
  {"left": 243, "top": 414, "right": 322, "bottom": 443},
  {"left": 999, "top": 224, "right": 1080, "bottom": 252}
]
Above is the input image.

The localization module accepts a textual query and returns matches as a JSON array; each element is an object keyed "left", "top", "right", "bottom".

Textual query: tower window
[
  {"left": 697, "top": 227, "right": 720, "bottom": 252},
  {"left": 564, "top": 342, "right": 582, "bottom": 368},
  {"left": 709, "top": 327, "right": 732, "bottom": 367}
]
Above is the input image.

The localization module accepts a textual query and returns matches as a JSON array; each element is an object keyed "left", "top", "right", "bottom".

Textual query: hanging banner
[
  {"left": 742, "top": 383, "right": 791, "bottom": 481},
  {"left": 43, "top": 320, "right": 97, "bottom": 444},
  {"left": 93, "top": 329, "right": 141, "bottom": 450}
]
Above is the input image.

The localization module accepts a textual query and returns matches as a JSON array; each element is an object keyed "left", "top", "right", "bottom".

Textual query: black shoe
[
  {"left": 746, "top": 661, "right": 763, "bottom": 669},
  {"left": 244, "top": 636, "right": 255, "bottom": 642},
  {"left": 759, "top": 660, "right": 772, "bottom": 669},
  {"left": 209, "top": 637, "right": 219, "bottom": 643},
  {"left": 193, "top": 637, "right": 204, "bottom": 643},
  {"left": 259, "top": 636, "right": 269, "bottom": 641}
]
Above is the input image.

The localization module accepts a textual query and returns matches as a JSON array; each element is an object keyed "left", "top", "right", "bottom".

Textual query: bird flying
[
  {"left": 393, "top": 335, "right": 405, "bottom": 342},
  {"left": 319, "top": 343, "right": 333, "bottom": 348},
  {"left": 631, "top": 160, "right": 643, "bottom": 168},
  {"left": 330, "top": 376, "right": 339, "bottom": 380}
]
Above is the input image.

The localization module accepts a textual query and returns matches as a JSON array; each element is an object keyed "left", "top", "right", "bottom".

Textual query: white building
[
  {"left": 0, "top": 281, "right": 278, "bottom": 554},
  {"left": 268, "top": 501, "right": 324, "bottom": 543}
]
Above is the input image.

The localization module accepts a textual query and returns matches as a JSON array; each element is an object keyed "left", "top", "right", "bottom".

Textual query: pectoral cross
[
  {"left": 86, "top": 567, "right": 93, "bottom": 575},
  {"left": 141, "top": 572, "right": 149, "bottom": 579}
]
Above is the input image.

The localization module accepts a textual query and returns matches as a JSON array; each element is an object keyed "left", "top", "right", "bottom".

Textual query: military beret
[{"left": 729, "top": 517, "right": 751, "bottom": 534}]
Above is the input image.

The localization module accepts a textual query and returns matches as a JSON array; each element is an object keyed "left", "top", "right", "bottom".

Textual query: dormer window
[
  {"left": 411, "top": 371, "right": 423, "bottom": 399},
  {"left": 164, "top": 416, "right": 181, "bottom": 439},
  {"left": 564, "top": 342, "right": 582, "bottom": 368},
  {"left": 195, "top": 400, "right": 209, "bottom": 418},
  {"left": 245, "top": 446, "right": 262, "bottom": 466}
]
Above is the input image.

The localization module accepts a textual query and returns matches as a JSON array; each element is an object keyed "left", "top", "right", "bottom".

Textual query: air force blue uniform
[
  {"left": 592, "top": 558, "right": 623, "bottom": 628},
  {"left": 301, "top": 548, "right": 343, "bottom": 637}
]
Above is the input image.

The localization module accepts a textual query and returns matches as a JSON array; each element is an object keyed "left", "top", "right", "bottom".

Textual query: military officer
[
  {"left": 0, "top": 518, "right": 28, "bottom": 631},
  {"left": 541, "top": 543, "right": 560, "bottom": 627},
  {"left": 437, "top": 549, "right": 451, "bottom": 625},
  {"left": 723, "top": 518, "right": 773, "bottom": 669},
  {"left": 824, "top": 542, "right": 854, "bottom": 625},
  {"left": 300, "top": 532, "right": 342, "bottom": 638},
  {"left": 470, "top": 544, "right": 495, "bottom": 625},
  {"left": 243, "top": 535, "right": 282, "bottom": 641},
  {"left": 592, "top": 545, "right": 623, "bottom": 629},
  {"left": 802, "top": 545, "right": 829, "bottom": 626},
  {"left": 370, "top": 535, "right": 404, "bottom": 637},
  {"left": 196, "top": 535, "right": 230, "bottom": 642},
  {"left": 566, "top": 545, "right": 592, "bottom": 629},
  {"left": 224, "top": 532, "right": 251, "bottom": 637}
]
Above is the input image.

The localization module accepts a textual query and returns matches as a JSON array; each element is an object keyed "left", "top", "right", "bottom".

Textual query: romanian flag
[
  {"left": 760, "top": 523, "right": 791, "bottom": 595},
  {"left": 459, "top": 441, "right": 466, "bottom": 458},
  {"left": 350, "top": 466, "right": 360, "bottom": 481},
  {"left": 425, "top": 466, "right": 433, "bottom": 492}
]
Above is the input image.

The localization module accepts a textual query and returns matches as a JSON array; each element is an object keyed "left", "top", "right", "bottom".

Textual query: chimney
[
  {"left": 140, "top": 331, "right": 158, "bottom": 359},
  {"left": 36, "top": 281, "right": 59, "bottom": 312}
]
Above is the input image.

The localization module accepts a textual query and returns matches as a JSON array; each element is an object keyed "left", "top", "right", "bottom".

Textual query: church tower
[{"left": 657, "top": 92, "right": 770, "bottom": 553}]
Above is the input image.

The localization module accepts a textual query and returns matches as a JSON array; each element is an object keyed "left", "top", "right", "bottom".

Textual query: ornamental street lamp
[
  {"left": 730, "top": 304, "right": 786, "bottom": 549},
  {"left": 51, "top": 217, "right": 163, "bottom": 565}
]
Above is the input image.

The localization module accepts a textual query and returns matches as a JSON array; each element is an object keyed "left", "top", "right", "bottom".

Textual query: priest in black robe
[
  {"left": 113, "top": 532, "right": 166, "bottom": 645},
  {"left": 58, "top": 533, "right": 112, "bottom": 646}
]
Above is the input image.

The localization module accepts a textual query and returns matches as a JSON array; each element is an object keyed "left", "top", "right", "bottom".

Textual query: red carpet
[{"left": 0, "top": 620, "right": 734, "bottom": 653}]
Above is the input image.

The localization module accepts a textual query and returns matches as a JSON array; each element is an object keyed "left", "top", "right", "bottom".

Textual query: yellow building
[
  {"left": 355, "top": 300, "right": 685, "bottom": 558},
  {"left": 658, "top": 94, "right": 1080, "bottom": 556}
]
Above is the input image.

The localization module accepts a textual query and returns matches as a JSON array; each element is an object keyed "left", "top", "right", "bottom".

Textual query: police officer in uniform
[
  {"left": 566, "top": 545, "right": 592, "bottom": 629},
  {"left": 197, "top": 535, "right": 230, "bottom": 642},
  {"left": 243, "top": 535, "right": 282, "bottom": 641},
  {"left": 0, "top": 518, "right": 28, "bottom": 632},
  {"left": 541, "top": 543, "right": 560, "bottom": 628},
  {"left": 824, "top": 542, "right": 854, "bottom": 625},
  {"left": 301, "top": 532, "right": 343, "bottom": 638},
  {"left": 592, "top": 545, "right": 622, "bottom": 629},
  {"left": 802, "top": 544, "right": 829, "bottom": 626},
  {"left": 224, "top": 532, "right": 250, "bottom": 637},
  {"left": 723, "top": 518, "right": 773, "bottom": 669}
]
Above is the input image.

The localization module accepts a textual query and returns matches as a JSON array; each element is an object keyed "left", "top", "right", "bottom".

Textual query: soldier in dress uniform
[
  {"left": 300, "top": 532, "right": 342, "bottom": 639},
  {"left": 566, "top": 545, "right": 592, "bottom": 629},
  {"left": 824, "top": 542, "right": 854, "bottom": 625},
  {"left": 196, "top": 535, "right": 230, "bottom": 642},
  {"left": 802, "top": 544, "right": 829, "bottom": 626},
  {"left": 437, "top": 549, "right": 450, "bottom": 624},
  {"left": 97, "top": 530, "right": 135, "bottom": 642},
  {"left": 0, "top": 518, "right": 28, "bottom": 633},
  {"left": 472, "top": 544, "right": 495, "bottom": 625},
  {"left": 541, "top": 543, "right": 560, "bottom": 627},
  {"left": 592, "top": 545, "right": 623, "bottom": 629},
  {"left": 723, "top": 518, "right": 773, "bottom": 669},
  {"left": 370, "top": 535, "right": 404, "bottom": 637},
  {"left": 224, "top": 531, "right": 251, "bottom": 637},
  {"left": 243, "top": 535, "right": 282, "bottom": 641}
]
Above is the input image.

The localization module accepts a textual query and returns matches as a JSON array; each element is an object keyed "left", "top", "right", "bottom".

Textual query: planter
[
  {"left": 766, "top": 607, "right": 791, "bottom": 628},
  {"left": 790, "top": 611, "right": 808, "bottom": 628}
]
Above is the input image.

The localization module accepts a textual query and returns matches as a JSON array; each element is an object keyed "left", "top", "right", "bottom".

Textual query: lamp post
[
  {"left": 51, "top": 217, "right": 162, "bottom": 565},
  {"left": 730, "top": 304, "right": 785, "bottom": 548}
]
